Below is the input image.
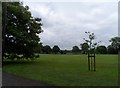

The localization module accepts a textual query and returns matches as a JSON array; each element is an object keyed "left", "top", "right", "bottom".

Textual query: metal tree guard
[{"left": 88, "top": 49, "right": 96, "bottom": 71}]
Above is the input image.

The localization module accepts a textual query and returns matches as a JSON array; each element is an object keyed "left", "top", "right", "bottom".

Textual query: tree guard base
[{"left": 88, "top": 53, "right": 96, "bottom": 71}]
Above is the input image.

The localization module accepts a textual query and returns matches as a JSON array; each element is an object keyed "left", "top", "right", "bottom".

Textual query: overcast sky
[{"left": 23, "top": 0, "right": 118, "bottom": 50}]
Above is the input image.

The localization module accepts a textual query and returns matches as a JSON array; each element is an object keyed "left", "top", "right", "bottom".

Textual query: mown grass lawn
[{"left": 3, "top": 54, "right": 118, "bottom": 86}]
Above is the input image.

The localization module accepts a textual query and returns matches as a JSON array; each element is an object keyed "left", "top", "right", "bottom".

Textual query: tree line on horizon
[{"left": 38, "top": 36, "right": 119, "bottom": 55}]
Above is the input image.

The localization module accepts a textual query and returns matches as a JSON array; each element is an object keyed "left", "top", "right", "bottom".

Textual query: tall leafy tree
[
  {"left": 109, "top": 37, "right": 120, "bottom": 53},
  {"left": 42, "top": 45, "right": 52, "bottom": 54},
  {"left": 72, "top": 46, "right": 80, "bottom": 54},
  {"left": 107, "top": 45, "right": 117, "bottom": 54},
  {"left": 80, "top": 43, "right": 89, "bottom": 54},
  {"left": 96, "top": 45, "right": 107, "bottom": 54},
  {"left": 52, "top": 45, "right": 60, "bottom": 54},
  {"left": 2, "top": 2, "right": 43, "bottom": 59}
]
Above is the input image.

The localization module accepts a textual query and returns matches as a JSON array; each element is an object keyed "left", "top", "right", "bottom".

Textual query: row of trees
[
  {"left": 38, "top": 36, "right": 120, "bottom": 54},
  {"left": 72, "top": 43, "right": 118, "bottom": 54},
  {"left": 71, "top": 36, "right": 120, "bottom": 54},
  {"left": 40, "top": 37, "right": 119, "bottom": 55},
  {"left": 41, "top": 45, "right": 61, "bottom": 54},
  {"left": 39, "top": 31, "right": 120, "bottom": 54}
]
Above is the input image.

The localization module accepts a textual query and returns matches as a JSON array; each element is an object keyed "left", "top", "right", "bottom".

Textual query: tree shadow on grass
[{"left": 2, "top": 60, "right": 38, "bottom": 66}]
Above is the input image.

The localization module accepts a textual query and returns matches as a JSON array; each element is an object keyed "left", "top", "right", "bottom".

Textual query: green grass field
[{"left": 3, "top": 54, "right": 118, "bottom": 86}]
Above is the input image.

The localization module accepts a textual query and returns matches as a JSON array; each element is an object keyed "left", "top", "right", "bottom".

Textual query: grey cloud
[{"left": 23, "top": 2, "right": 118, "bottom": 49}]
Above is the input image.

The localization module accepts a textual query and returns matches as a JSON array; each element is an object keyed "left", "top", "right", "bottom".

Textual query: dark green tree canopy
[
  {"left": 52, "top": 45, "right": 60, "bottom": 54},
  {"left": 96, "top": 45, "right": 107, "bottom": 54},
  {"left": 106, "top": 37, "right": 120, "bottom": 54},
  {"left": 72, "top": 46, "right": 80, "bottom": 54},
  {"left": 107, "top": 45, "right": 117, "bottom": 54},
  {"left": 80, "top": 43, "right": 89, "bottom": 54},
  {"left": 2, "top": 2, "right": 43, "bottom": 59},
  {"left": 42, "top": 45, "right": 52, "bottom": 54},
  {"left": 109, "top": 37, "right": 120, "bottom": 50}
]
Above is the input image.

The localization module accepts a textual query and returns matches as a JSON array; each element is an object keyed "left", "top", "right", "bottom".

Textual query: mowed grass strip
[{"left": 3, "top": 54, "right": 118, "bottom": 86}]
